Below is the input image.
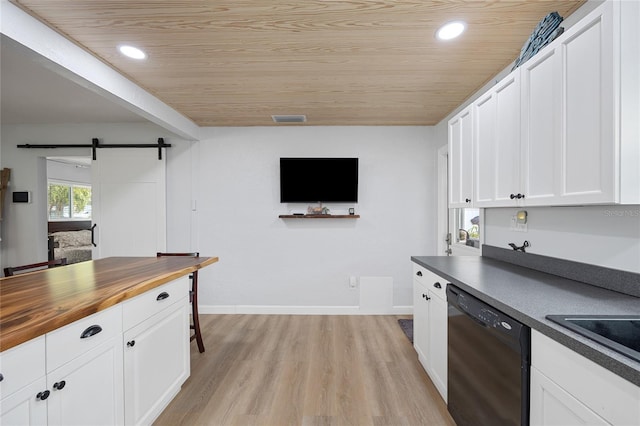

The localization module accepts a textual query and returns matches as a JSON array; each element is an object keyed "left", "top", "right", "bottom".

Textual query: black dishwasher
[{"left": 447, "top": 284, "right": 530, "bottom": 426}]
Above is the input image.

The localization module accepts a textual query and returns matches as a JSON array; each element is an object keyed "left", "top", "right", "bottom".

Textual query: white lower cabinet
[
  {"left": 531, "top": 366, "right": 609, "bottom": 425},
  {"left": 530, "top": 330, "right": 640, "bottom": 426},
  {"left": 47, "top": 336, "right": 124, "bottom": 426},
  {"left": 0, "top": 277, "right": 191, "bottom": 426},
  {"left": 412, "top": 263, "right": 447, "bottom": 403},
  {"left": 0, "top": 378, "right": 48, "bottom": 426},
  {"left": 123, "top": 300, "right": 189, "bottom": 426}
]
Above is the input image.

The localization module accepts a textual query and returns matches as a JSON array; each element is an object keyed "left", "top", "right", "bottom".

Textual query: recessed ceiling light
[
  {"left": 436, "top": 21, "right": 466, "bottom": 41},
  {"left": 118, "top": 45, "right": 147, "bottom": 60}
]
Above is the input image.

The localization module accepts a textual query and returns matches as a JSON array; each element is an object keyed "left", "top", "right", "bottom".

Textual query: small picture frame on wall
[{"left": 349, "top": 208, "right": 355, "bottom": 215}]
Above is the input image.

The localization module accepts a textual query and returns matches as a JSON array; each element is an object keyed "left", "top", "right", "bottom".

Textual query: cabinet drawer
[
  {"left": 412, "top": 263, "right": 447, "bottom": 301},
  {"left": 46, "top": 305, "right": 122, "bottom": 373},
  {"left": 0, "top": 336, "right": 45, "bottom": 399},
  {"left": 123, "top": 276, "right": 189, "bottom": 330}
]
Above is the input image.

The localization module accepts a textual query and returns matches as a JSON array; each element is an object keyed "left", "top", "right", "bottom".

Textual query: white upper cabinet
[
  {"left": 557, "top": 1, "right": 615, "bottom": 204},
  {"left": 450, "top": 0, "right": 640, "bottom": 207},
  {"left": 474, "top": 70, "right": 521, "bottom": 207},
  {"left": 520, "top": 45, "right": 562, "bottom": 205},
  {"left": 448, "top": 105, "right": 474, "bottom": 207}
]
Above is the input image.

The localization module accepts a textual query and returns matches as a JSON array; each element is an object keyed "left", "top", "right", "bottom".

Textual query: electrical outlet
[
  {"left": 349, "top": 276, "right": 357, "bottom": 289},
  {"left": 510, "top": 215, "right": 528, "bottom": 232}
]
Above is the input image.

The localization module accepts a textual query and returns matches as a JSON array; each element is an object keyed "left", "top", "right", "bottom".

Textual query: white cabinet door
[
  {"left": 521, "top": 46, "right": 561, "bottom": 205},
  {"left": 412, "top": 279, "right": 429, "bottom": 370},
  {"left": 46, "top": 336, "right": 124, "bottom": 426},
  {"left": 473, "top": 91, "right": 496, "bottom": 206},
  {"left": 0, "top": 378, "right": 48, "bottom": 426},
  {"left": 427, "top": 292, "right": 447, "bottom": 403},
  {"left": 493, "top": 71, "right": 521, "bottom": 204},
  {"left": 123, "top": 301, "right": 189, "bottom": 426},
  {"left": 412, "top": 264, "right": 448, "bottom": 403},
  {"left": 474, "top": 70, "right": 521, "bottom": 207},
  {"left": 448, "top": 106, "right": 474, "bottom": 207},
  {"left": 92, "top": 149, "right": 166, "bottom": 258},
  {"left": 530, "top": 367, "right": 610, "bottom": 426},
  {"left": 558, "top": 4, "right": 615, "bottom": 204}
]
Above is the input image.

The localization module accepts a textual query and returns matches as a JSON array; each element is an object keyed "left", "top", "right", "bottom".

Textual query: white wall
[
  {"left": 191, "top": 126, "right": 438, "bottom": 313},
  {"left": 0, "top": 122, "right": 186, "bottom": 269},
  {"left": 485, "top": 206, "right": 640, "bottom": 273}
]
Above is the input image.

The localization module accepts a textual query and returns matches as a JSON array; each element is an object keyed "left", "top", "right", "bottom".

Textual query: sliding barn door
[{"left": 91, "top": 149, "right": 166, "bottom": 259}]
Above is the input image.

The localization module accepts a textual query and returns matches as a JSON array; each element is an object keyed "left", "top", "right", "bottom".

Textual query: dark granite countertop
[{"left": 411, "top": 254, "right": 640, "bottom": 387}]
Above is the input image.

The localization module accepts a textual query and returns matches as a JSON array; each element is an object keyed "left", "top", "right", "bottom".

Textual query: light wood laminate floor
[{"left": 155, "top": 315, "right": 454, "bottom": 426}]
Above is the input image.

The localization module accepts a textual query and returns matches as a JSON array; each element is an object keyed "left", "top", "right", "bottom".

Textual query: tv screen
[{"left": 280, "top": 158, "right": 358, "bottom": 203}]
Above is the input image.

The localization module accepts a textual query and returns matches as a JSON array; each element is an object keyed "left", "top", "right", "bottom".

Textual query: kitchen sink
[{"left": 546, "top": 315, "right": 640, "bottom": 363}]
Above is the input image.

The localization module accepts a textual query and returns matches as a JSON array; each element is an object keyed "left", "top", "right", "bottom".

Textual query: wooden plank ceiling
[{"left": 12, "top": 0, "right": 585, "bottom": 127}]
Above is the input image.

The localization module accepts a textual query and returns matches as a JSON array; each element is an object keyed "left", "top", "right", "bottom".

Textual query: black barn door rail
[{"left": 17, "top": 137, "right": 171, "bottom": 160}]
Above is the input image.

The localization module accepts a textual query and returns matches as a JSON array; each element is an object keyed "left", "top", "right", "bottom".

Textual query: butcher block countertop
[{"left": 0, "top": 256, "right": 218, "bottom": 352}]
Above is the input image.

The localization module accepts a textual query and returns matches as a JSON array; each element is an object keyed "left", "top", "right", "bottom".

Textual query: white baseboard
[{"left": 199, "top": 305, "right": 413, "bottom": 315}]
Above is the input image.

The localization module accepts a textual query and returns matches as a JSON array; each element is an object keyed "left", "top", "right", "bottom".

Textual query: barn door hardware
[{"left": 17, "top": 138, "right": 171, "bottom": 160}]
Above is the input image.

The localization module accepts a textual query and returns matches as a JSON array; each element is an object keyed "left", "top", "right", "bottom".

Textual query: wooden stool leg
[{"left": 190, "top": 272, "right": 205, "bottom": 353}]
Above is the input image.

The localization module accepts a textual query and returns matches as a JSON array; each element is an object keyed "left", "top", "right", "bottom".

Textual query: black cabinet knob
[
  {"left": 465, "top": 198, "right": 471, "bottom": 203},
  {"left": 53, "top": 381, "right": 66, "bottom": 390},
  {"left": 433, "top": 282, "right": 442, "bottom": 289},
  {"left": 127, "top": 340, "right": 136, "bottom": 347},
  {"left": 519, "top": 193, "right": 525, "bottom": 199},
  {"left": 0, "top": 373, "right": 4, "bottom": 382},
  {"left": 510, "top": 193, "right": 516, "bottom": 199},
  {"left": 36, "top": 390, "right": 50, "bottom": 401},
  {"left": 416, "top": 271, "right": 422, "bottom": 277}
]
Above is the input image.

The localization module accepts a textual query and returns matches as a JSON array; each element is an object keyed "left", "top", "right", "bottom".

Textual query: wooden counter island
[{"left": 0, "top": 256, "right": 218, "bottom": 426}]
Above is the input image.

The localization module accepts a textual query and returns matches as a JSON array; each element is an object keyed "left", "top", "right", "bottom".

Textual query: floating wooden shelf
[{"left": 279, "top": 214, "right": 360, "bottom": 219}]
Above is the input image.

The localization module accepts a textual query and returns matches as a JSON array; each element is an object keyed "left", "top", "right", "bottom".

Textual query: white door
[{"left": 91, "top": 149, "right": 166, "bottom": 258}]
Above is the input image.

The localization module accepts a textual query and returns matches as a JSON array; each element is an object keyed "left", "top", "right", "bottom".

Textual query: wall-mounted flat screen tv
[{"left": 280, "top": 157, "right": 358, "bottom": 203}]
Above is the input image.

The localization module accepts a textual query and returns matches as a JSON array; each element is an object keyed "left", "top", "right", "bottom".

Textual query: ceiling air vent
[{"left": 271, "top": 115, "right": 307, "bottom": 123}]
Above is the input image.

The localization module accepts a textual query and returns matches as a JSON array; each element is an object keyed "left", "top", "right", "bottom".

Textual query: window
[
  {"left": 454, "top": 208, "right": 480, "bottom": 248},
  {"left": 48, "top": 181, "right": 92, "bottom": 220}
]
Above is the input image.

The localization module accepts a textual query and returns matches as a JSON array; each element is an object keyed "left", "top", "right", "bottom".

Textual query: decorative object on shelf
[
  {"left": 308, "top": 205, "right": 330, "bottom": 215},
  {"left": 512, "top": 12, "right": 564, "bottom": 70},
  {"left": 278, "top": 214, "right": 360, "bottom": 219}
]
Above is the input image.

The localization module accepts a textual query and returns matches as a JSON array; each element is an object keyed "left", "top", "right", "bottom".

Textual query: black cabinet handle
[
  {"left": 510, "top": 193, "right": 525, "bottom": 200},
  {"left": 156, "top": 292, "right": 170, "bottom": 301},
  {"left": 80, "top": 324, "right": 102, "bottom": 339},
  {"left": 0, "top": 373, "right": 4, "bottom": 382},
  {"left": 416, "top": 271, "right": 423, "bottom": 277},
  {"left": 433, "top": 282, "right": 442, "bottom": 289},
  {"left": 90, "top": 224, "right": 97, "bottom": 247},
  {"left": 36, "top": 390, "right": 50, "bottom": 401},
  {"left": 510, "top": 193, "right": 516, "bottom": 199},
  {"left": 127, "top": 340, "right": 136, "bottom": 347},
  {"left": 422, "top": 294, "right": 431, "bottom": 300},
  {"left": 519, "top": 193, "right": 525, "bottom": 199},
  {"left": 465, "top": 198, "right": 471, "bottom": 203},
  {"left": 53, "top": 381, "right": 66, "bottom": 391}
]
